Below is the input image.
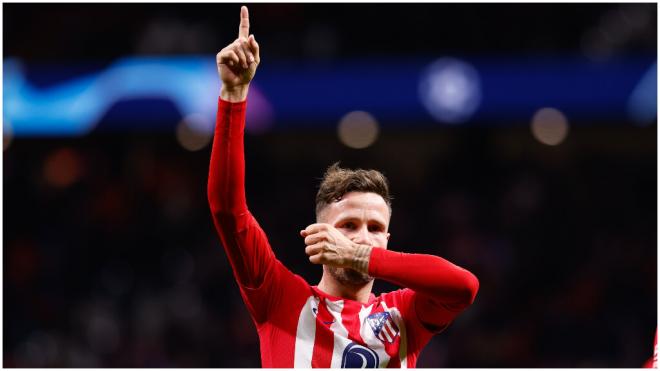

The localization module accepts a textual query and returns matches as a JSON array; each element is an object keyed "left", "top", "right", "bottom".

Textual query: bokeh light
[
  {"left": 85, "top": 309, "right": 120, "bottom": 355},
  {"left": 244, "top": 86, "right": 275, "bottom": 135},
  {"left": 43, "top": 147, "right": 83, "bottom": 188},
  {"left": 581, "top": 4, "right": 652, "bottom": 61},
  {"left": 176, "top": 113, "right": 214, "bottom": 151},
  {"left": 418, "top": 57, "right": 482, "bottom": 124},
  {"left": 531, "top": 107, "right": 570, "bottom": 146},
  {"left": 337, "top": 110, "right": 380, "bottom": 149},
  {"left": 627, "top": 62, "right": 657, "bottom": 126}
]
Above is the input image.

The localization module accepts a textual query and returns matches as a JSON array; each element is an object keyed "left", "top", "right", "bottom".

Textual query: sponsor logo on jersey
[
  {"left": 366, "top": 311, "right": 399, "bottom": 344},
  {"left": 341, "top": 342, "right": 379, "bottom": 368},
  {"left": 311, "top": 298, "right": 319, "bottom": 317}
]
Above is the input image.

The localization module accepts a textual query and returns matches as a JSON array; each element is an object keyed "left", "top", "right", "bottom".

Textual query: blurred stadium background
[{"left": 3, "top": 3, "right": 657, "bottom": 367}]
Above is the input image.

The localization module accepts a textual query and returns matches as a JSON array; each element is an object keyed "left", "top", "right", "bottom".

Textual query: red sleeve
[
  {"left": 368, "top": 248, "right": 479, "bottom": 331},
  {"left": 207, "top": 97, "right": 280, "bottom": 321}
]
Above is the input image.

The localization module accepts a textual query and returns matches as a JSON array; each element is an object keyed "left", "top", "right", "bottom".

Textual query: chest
[{"left": 291, "top": 296, "right": 409, "bottom": 368}]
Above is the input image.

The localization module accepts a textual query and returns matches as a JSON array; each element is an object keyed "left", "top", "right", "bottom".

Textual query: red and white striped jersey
[{"left": 239, "top": 257, "right": 436, "bottom": 368}]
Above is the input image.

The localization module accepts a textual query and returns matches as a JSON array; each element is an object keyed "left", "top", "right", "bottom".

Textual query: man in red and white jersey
[{"left": 208, "top": 6, "right": 479, "bottom": 368}]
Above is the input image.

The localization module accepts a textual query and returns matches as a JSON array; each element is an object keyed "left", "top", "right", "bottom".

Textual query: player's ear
[{"left": 386, "top": 233, "right": 391, "bottom": 241}]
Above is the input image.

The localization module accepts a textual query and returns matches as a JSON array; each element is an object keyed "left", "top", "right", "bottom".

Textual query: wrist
[
  {"left": 220, "top": 84, "right": 249, "bottom": 102},
  {"left": 351, "top": 244, "right": 373, "bottom": 274}
]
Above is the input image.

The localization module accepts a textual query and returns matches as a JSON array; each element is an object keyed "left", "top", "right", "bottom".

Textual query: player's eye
[
  {"left": 342, "top": 222, "right": 356, "bottom": 230},
  {"left": 368, "top": 224, "right": 383, "bottom": 232}
]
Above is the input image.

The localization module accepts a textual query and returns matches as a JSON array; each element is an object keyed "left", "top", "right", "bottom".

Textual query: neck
[{"left": 317, "top": 270, "right": 374, "bottom": 303}]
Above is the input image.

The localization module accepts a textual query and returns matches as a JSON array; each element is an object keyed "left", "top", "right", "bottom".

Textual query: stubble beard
[{"left": 327, "top": 266, "right": 374, "bottom": 287}]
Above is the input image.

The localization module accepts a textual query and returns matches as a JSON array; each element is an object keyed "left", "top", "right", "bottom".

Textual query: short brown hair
[{"left": 315, "top": 162, "right": 392, "bottom": 218}]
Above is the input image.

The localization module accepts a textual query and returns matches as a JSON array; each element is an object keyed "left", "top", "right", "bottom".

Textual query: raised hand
[
  {"left": 216, "top": 6, "right": 260, "bottom": 102},
  {"left": 300, "top": 223, "right": 373, "bottom": 274}
]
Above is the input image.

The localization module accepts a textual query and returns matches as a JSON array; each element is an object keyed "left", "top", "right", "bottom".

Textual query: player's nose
[{"left": 351, "top": 225, "right": 372, "bottom": 245}]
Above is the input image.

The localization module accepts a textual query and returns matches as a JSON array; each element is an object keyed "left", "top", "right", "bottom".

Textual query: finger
[
  {"left": 233, "top": 40, "right": 248, "bottom": 69},
  {"left": 309, "top": 253, "right": 324, "bottom": 265},
  {"left": 248, "top": 35, "right": 260, "bottom": 64},
  {"left": 303, "top": 223, "right": 329, "bottom": 236},
  {"left": 238, "top": 5, "right": 250, "bottom": 39},
  {"left": 240, "top": 38, "right": 255, "bottom": 65},
  {"left": 218, "top": 49, "right": 240, "bottom": 66},
  {"left": 305, "top": 243, "right": 323, "bottom": 256},
  {"left": 304, "top": 232, "right": 328, "bottom": 246}
]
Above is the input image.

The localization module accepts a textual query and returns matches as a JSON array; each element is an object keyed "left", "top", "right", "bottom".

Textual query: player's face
[
  {"left": 322, "top": 191, "right": 391, "bottom": 249},
  {"left": 319, "top": 191, "right": 391, "bottom": 286}
]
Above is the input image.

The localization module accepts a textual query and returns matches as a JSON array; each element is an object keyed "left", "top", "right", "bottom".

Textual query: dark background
[{"left": 3, "top": 3, "right": 657, "bottom": 367}]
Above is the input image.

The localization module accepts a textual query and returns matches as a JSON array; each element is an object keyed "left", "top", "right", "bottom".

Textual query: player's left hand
[
  {"left": 217, "top": 6, "right": 260, "bottom": 102},
  {"left": 300, "top": 223, "right": 369, "bottom": 268}
]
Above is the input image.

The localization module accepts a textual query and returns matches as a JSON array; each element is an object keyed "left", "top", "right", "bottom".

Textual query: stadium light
[
  {"left": 43, "top": 147, "right": 84, "bottom": 188},
  {"left": 176, "top": 113, "right": 214, "bottom": 152},
  {"left": 530, "top": 107, "right": 570, "bottom": 146},
  {"left": 337, "top": 110, "right": 380, "bottom": 149},
  {"left": 418, "top": 57, "right": 482, "bottom": 124},
  {"left": 627, "top": 62, "right": 657, "bottom": 126}
]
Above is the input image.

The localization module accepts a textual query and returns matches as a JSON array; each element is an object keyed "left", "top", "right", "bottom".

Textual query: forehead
[{"left": 322, "top": 192, "right": 390, "bottom": 224}]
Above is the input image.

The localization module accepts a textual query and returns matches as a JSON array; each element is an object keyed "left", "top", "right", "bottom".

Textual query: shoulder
[
  {"left": 268, "top": 259, "right": 314, "bottom": 297},
  {"left": 375, "top": 288, "right": 418, "bottom": 325},
  {"left": 377, "top": 288, "right": 416, "bottom": 308},
  {"left": 240, "top": 259, "right": 314, "bottom": 323}
]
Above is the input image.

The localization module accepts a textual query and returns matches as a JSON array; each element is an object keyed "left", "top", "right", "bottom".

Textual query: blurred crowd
[{"left": 4, "top": 124, "right": 656, "bottom": 367}]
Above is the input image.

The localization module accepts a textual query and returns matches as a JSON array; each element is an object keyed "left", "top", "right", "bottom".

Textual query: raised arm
[{"left": 208, "top": 6, "right": 271, "bottom": 290}]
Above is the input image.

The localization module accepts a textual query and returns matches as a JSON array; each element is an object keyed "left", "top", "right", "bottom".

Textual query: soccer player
[{"left": 208, "top": 6, "right": 479, "bottom": 368}]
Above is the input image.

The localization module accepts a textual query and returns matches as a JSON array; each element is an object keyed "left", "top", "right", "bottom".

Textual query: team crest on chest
[{"left": 366, "top": 311, "right": 399, "bottom": 344}]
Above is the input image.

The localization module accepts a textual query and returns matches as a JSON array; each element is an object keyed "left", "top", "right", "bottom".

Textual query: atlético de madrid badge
[{"left": 366, "top": 311, "right": 400, "bottom": 344}]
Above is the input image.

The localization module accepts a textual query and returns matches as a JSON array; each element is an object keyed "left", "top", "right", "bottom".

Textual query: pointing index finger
[{"left": 238, "top": 6, "right": 250, "bottom": 39}]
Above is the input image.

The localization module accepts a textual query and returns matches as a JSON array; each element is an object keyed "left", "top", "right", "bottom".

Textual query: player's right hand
[{"left": 217, "top": 6, "right": 260, "bottom": 101}]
